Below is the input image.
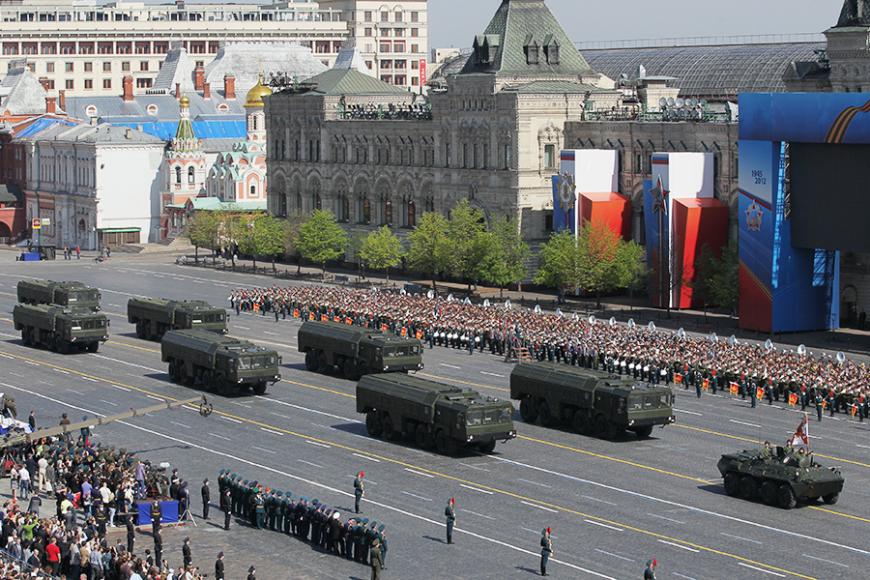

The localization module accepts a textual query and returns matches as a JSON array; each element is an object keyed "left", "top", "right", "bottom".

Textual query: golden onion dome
[
  {"left": 245, "top": 75, "right": 272, "bottom": 108},
  {"left": 179, "top": 94, "right": 190, "bottom": 108}
]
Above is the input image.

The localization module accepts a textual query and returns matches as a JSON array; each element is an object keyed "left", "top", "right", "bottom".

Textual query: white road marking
[
  {"left": 404, "top": 468, "right": 434, "bottom": 479},
  {"left": 480, "top": 371, "right": 504, "bottom": 378},
  {"left": 801, "top": 554, "right": 849, "bottom": 568},
  {"left": 738, "top": 563, "right": 785, "bottom": 577},
  {"left": 209, "top": 433, "right": 230, "bottom": 441},
  {"left": 231, "top": 402, "right": 252, "bottom": 409},
  {"left": 729, "top": 419, "right": 761, "bottom": 428},
  {"left": 583, "top": 519, "right": 622, "bottom": 532},
  {"left": 264, "top": 332, "right": 279, "bottom": 337},
  {"left": 856, "top": 444, "right": 870, "bottom": 450},
  {"left": 646, "top": 512, "right": 686, "bottom": 525},
  {"left": 93, "top": 354, "right": 163, "bottom": 374},
  {"left": 8, "top": 372, "right": 22, "bottom": 378},
  {"left": 66, "top": 389, "right": 84, "bottom": 395},
  {"left": 236, "top": 326, "right": 251, "bottom": 330},
  {"left": 594, "top": 548, "right": 633, "bottom": 562},
  {"left": 3, "top": 383, "right": 616, "bottom": 580},
  {"left": 674, "top": 408, "right": 703, "bottom": 416},
  {"left": 658, "top": 540, "right": 699, "bottom": 553},
  {"left": 220, "top": 416, "right": 243, "bottom": 424},
  {"left": 305, "top": 440, "right": 330, "bottom": 449},
  {"left": 582, "top": 495, "right": 616, "bottom": 506},
  {"left": 170, "top": 421, "right": 190, "bottom": 430},
  {"left": 439, "top": 363, "right": 461, "bottom": 370},
  {"left": 111, "top": 385, "right": 132, "bottom": 393},
  {"left": 146, "top": 395, "right": 165, "bottom": 402},
  {"left": 251, "top": 446, "right": 276, "bottom": 455},
  {"left": 0, "top": 354, "right": 13, "bottom": 360},
  {"left": 352, "top": 453, "right": 380, "bottom": 463},
  {"left": 673, "top": 573, "right": 698, "bottom": 580},
  {"left": 80, "top": 377, "right": 99, "bottom": 383},
  {"left": 720, "top": 532, "right": 762, "bottom": 545},
  {"left": 459, "top": 462, "right": 490, "bottom": 472},
  {"left": 460, "top": 484, "right": 493, "bottom": 495},
  {"left": 53, "top": 369, "right": 70, "bottom": 375},
  {"left": 297, "top": 459, "right": 323, "bottom": 469},
  {"left": 99, "top": 400, "right": 119, "bottom": 407},
  {"left": 262, "top": 398, "right": 357, "bottom": 423},
  {"left": 260, "top": 428, "right": 283, "bottom": 436},
  {"left": 401, "top": 491, "right": 432, "bottom": 502},
  {"left": 521, "top": 501, "right": 558, "bottom": 514},
  {"left": 518, "top": 478, "right": 552, "bottom": 489},
  {"left": 464, "top": 509, "right": 495, "bottom": 521},
  {"left": 270, "top": 412, "right": 291, "bottom": 420}
]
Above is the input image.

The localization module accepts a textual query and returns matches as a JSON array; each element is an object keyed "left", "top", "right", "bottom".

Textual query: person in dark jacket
[
  {"left": 644, "top": 559, "right": 658, "bottom": 579},
  {"left": 215, "top": 551, "right": 225, "bottom": 580}
]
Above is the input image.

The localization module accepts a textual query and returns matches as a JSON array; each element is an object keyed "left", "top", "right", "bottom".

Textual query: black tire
[
  {"left": 760, "top": 481, "right": 777, "bottom": 505},
  {"left": 317, "top": 351, "right": 329, "bottom": 373},
  {"left": 435, "top": 431, "right": 457, "bottom": 456},
  {"left": 739, "top": 476, "right": 758, "bottom": 501},
  {"left": 593, "top": 414, "right": 608, "bottom": 437},
  {"left": 478, "top": 440, "right": 497, "bottom": 454},
  {"left": 135, "top": 321, "right": 146, "bottom": 339},
  {"left": 823, "top": 492, "right": 839, "bottom": 505},
  {"left": 723, "top": 473, "right": 740, "bottom": 497},
  {"left": 572, "top": 410, "right": 587, "bottom": 434},
  {"left": 167, "top": 361, "right": 178, "bottom": 382},
  {"left": 538, "top": 401, "right": 553, "bottom": 426},
  {"left": 382, "top": 414, "right": 396, "bottom": 441},
  {"left": 365, "top": 411, "right": 382, "bottom": 437},
  {"left": 180, "top": 364, "right": 194, "bottom": 386},
  {"left": 252, "top": 382, "right": 268, "bottom": 396},
  {"left": 20, "top": 329, "right": 28, "bottom": 346},
  {"left": 519, "top": 398, "right": 538, "bottom": 422},
  {"left": 634, "top": 425, "right": 653, "bottom": 439},
  {"left": 414, "top": 425, "right": 432, "bottom": 449},
  {"left": 778, "top": 484, "right": 797, "bottom": 509},
  {"left": 305, "top": 351, "right": 319, "bottom": 372},
  {"left": 86, "top": 342, "right": 99, "bottom": 353},
  {"left": 342, "top": 358, "right": 358, "bottom": 381}
]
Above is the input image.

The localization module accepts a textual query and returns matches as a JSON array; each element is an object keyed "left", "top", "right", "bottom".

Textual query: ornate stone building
[{"left": 266, "top": 0, "right": 621, "bottom": 244}]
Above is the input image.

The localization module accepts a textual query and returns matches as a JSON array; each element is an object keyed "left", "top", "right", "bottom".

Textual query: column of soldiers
[{"left": 217, "top": 470, "right": 388, "bottom": 569}]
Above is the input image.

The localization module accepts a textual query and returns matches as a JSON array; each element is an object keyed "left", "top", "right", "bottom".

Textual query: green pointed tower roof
[{"left": 460, "top": 0, "right": 593, "bottom": 78}]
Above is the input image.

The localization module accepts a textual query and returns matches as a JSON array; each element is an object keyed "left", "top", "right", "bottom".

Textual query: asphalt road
[{"left": 0, "top": 255, "right": 868, "bottom": 580}]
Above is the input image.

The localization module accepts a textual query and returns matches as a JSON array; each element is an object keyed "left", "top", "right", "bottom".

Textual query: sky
[{"left": 429, "top": 0, "right": 842, "bottom": 49}]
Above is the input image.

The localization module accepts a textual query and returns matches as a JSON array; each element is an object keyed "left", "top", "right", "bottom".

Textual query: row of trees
[{"left": 186, "top": 202, "right": 648, "bottom": 300}]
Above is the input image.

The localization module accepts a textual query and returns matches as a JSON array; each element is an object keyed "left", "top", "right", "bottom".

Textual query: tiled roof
[
  {"left": 302, "top": 68, "right": 408, "bottom": 96},
  {"left": 112, "top": 120, "right": 246, "bottom": 141},
  {"left": 837, "top": 0, "right": 870, "bottom": 27},
  {"left": 64, "top": 93, "right": 246, "bottom": 124},
  {"left": 506, "top": 80, "right": 599, "bottom": 93}
]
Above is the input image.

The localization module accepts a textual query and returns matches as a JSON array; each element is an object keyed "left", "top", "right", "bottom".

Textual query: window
[
  {"left": 394, "top": 10, "right": 403, "bottom": 22},
  {"left": 45, "top": 80, "right": 55, "bottom": 90},
  {"left": 503, "top": 144, "right": 511, "bottom": 170},
  {"left": 380, "top": 42, "right": 391, "bottom": 53},
  {"left": 84, "top": 62, "right": 92, "bottom": 72},
  {"left": 380, "top": 11, "right": 389, "bottom": 22},
  {"left": 411, "top": 11, "right": 419, "bottom": 23},
  {"left": 411, "top": 44, "right": 419, "bottom": 54},
  {"left": 364, "top": 27, "right": 372, "bottom": 37},
  {"left": 364, "top": 10, "right": 372, "bottom": 22},
  {"left": 135, "top": 78, "right": 151, "bottom": 89},
  {"left": 544, "top": 144, "right": 556, "bottom": 170},
  {"left": 394, "top": 42, "right": 405, "bottom": 53},
  {"left": 187, "top": 166, "right": 195, "bottom": 184},
  {"left": 121, "top": 61, "right": 130, "bottom": 71},
  {"left": 411, "top": 77, "right": 419, "bottom": 86},
  {"left": 84, "top": 79, "right": 93, "bottom": 90},
  {"left": 175, "top": 166, "right": 182, "bottom": 185},
  {"left": 102, "top": 62, "right": 111, "bottom": 72},
  {"left": 85, "top": 105, "right": 97, "bottom": 117},
  {"left": 394, "top": 28, "right": 404, "bottom": 37},
  {"left": 46, "top": 62, "right": 54, "bottom": 73},
  {"left": 411, "top": 28, "right": 419, "bottom": 37},
  {"left": 139, "top": 61, "right": 149, "bottom": 71},
  {"left": 250, "top": 185, "right": 256, "bottom": 197},
  {"left": 526, "top": 42, "right": 540, "bottom": 65},
  {"left": 102, "top": 79, "right": 111, "bottom": 89},
  {"left": 462, "top": 144, "right": 468, "bottom": 168},
  {"left": 65, "top": 79, "right": 74, "bottom": 90},
  {"left": 65, "top": 62, "right": 74, "bottom": 72}
]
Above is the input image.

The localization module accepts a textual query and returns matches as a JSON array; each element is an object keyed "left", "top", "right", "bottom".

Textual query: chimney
[
  {"left": 122, "top": 75, "right": 134, "bottom": 102},
  {"left": 125, "top": 128, "right": 133, "bottom": 140},
  {"left": 194, "top": 66, "right": 205, "bottom": 92},
  {"left": 175, "top": 83, "right": 181, "bottom": 100},
  {"left": 45, "top": 96, "right": 57, "bottom": 114},
  {"left": 202, "top": 81, "right": 211, "bottom": 100},
  {"left": 58, "top": 89, "right": 66, "bottom": 112},
  {"left": 38, "top": 77, "right": 51, "bottom": 91},
  {"left": 223, "top": 74, "right": 236, "bottom": 100}
]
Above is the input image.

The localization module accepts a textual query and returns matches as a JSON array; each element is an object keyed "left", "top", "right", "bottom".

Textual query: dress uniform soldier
[
  {"left": 223, "top": 488, "right": 231, "bottom": 530},
  {"left": 354, "top": 472, "right": 366, "bottom": 514},
  {"left": 254, "top": 490, "right": 265, "bottom": 529},
  {"left": 540, "top": 527, "right": 553, "bottom": 577},
  {"left": 182, "top": 537, "right": 192, "bottom": 569},
  {"left": 153, "top": 529, "right": 163, "bottom": 569},
  {"left": 815, "top": 393, "right": 824, "bottom": 422},
  {"left": 201, "top": 479, "right": 210, "bottom": 520},
  {"left": 150, "top": 500, "right": 162, "bottom": 538},
  {"left": 644, "top": 559, "right": 658, "bottom": 579},
  {"left": 215, "top": 552, "right": 225, "bottom": 580},
  {"left": 126, "top": 516, "right": 135, "bottom": 554},
  {"left": 444, "top": 498, "right": 456, "bottom": 544},
  {"left": 370, "top": 536, "right": 384, "bottom": 580},
  {"left": 827, "top": 391, "right": 836, "bottom": 417}
]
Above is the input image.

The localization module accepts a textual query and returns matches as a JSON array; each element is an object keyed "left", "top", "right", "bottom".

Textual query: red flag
[
  {"left": 729, "top": 382, "right": 738, "bottom": 395},
  {"left": 788, "top": 393, "right": 798, "bottom": 406},
  {"left": 756, "top": 387, "right": 765, "bottom": 400},
  {"left": 702, "top": 378, "right": 710, "bottom": 391},
  {"left": 791, "top": 415, "right": 809, "bottom": 450},
  {"left": 674, "top": 373, "right": 683, "bottom": 385}
]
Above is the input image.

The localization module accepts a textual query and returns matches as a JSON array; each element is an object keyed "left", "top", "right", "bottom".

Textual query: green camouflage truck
[
  {"left": 510, "top": 362, "right": 675, "bottom": 439},
  {"left": 127, "top": 297, "right": 227, "bottom": 340},
  {"left": 356, "top": 373, "right": 516, "bottom": 454},
  {"left": 13, "top": 303, "right": 109, "bottom": 353},
  {"left": 161, "top": 329, "right": 281, "bottom": 395},
  {"left": 298, "top": 321, "right": 423, "bottom": 380},
  {"left": 17, "top": 279, "right": 101, "bottom": 311}
]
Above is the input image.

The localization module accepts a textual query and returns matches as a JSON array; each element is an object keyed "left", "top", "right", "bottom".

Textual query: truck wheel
[
  {"left": 20, "top": 329, "right": 28, "bottom": 346},
  {"left": 135, "top": 321, "right": 146, "bottom": 339},
  {"left": 478, "top": 440, "right": 497, "bottom": 454},
  {"left": 414, "top": 425, "right": 433, "bottom": 449},
  {"left": 519, "top": 398, "right": 538, "bottom": 422},
  {"left": 305, "top": 351, "right": 319, "bottom": 372},
  {"left": 86, "top": 342, "right": 99, "bottom": 354},
  {"left": 604, "top": 421, "right": 621, "bottom": 440},
  {"left": 252, "top": 382, "right": 268, "bottom": 396},
  {"left": 593, "top": 414, "right": 608, "bottom": 437},
  {"left": 168, "top": 361, "right": 180, "bottom": 382},
  {"left": 633, "top": 425, "right": 653, "bottom": 439},
  {"left": 760, "top": 480, "right": 777, "bottom": 505},
  {"left": 382, "top": 414, "right": 397, "bottom": 441},
  {"left": 342, "top": 359, "right": 358, "bottom": 381},
  {"left": 435, "top": 431, "right": 457, "bottom": 455},
  {"left": 777, "top": 484, "right": 797, "bottom": 509},
  {"left": 723, "top": 473, "right": 740, "bottom": 497},
  {"left": 365, "top": 412, "right": 383, "bottom": 437},
  {"left": 538, "top": 401, "right": 553, "bottom": 426},
  {"left": 823, "top": 492, "right": 839, "bottom": 505},
  {"left": 572, "top": 410, "right": 587, "bottom": 434},
  {"left": 739, "top": 476, "right": 758, "bottom": 501}
]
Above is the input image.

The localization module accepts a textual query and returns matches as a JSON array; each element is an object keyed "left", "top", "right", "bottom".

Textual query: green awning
[{"left": 99, "top": 228, "right": 141, "bottom": 233}]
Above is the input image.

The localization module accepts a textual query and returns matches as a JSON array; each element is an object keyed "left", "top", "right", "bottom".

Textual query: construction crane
[{"left": 0, "top": 395, "right": 213, "bottom": 449}]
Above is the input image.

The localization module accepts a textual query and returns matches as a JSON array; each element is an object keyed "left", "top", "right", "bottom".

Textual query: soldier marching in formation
[{"left": 217, "top": 469, "right": 388, "bottom": 572}]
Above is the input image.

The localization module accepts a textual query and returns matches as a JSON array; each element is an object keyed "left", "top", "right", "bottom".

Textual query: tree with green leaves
[
  {"left": 407, "top": 211, "right": 451, "bottom": 292},
  {"left": 692, "top": 241, "right": 739, "bottom": 316},
  {"left": 296, "top": 209, "right": 348, "bottom": 278},
  {"left": 446, "top": 199, "right": 491, "bottom": 290},
  {"left": 359, "top": 225, "right": 404, "bottom": 282},
  {"left": 479, "top": 216, "right": 529, "bottom": 297},
  {"left": 241, "top": 215, "right": 288, "bottom": 271},
  {"left": 186, "top": 211, "right": 220, "bottom": 263},
  {"left": 714, "top": 241, "right": 740, "bottom": 315},
  {"left": 534, "top": 231, "right": 584, "bottom": 298},
  {"left": 576, "top": 221, "right": 645, "bottom": 307},
  {"left": 691, "top": 245, "right": 719, "bottom": 319}
]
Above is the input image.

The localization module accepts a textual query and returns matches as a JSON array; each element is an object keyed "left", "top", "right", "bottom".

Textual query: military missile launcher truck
[
  {"left": 127, "top": 297, "right": 227, "bottom": 340},
  {"left": 298, "top": 321, "right": 423, "bottom": 380},
  {"left": 17, "top": 279, "right": 101, "bottom": 311},
  {"left": 13, "top": 303, "right": 109, "bottom": 353},
  {"left": 161, "top": 329, "right": 281, "bottom": 395},
  {"left": 357, "top": 373, "right": 516, "bottom": 455},
  {"left": 510, "top": 362, "right": 675, "bottom": 439}
]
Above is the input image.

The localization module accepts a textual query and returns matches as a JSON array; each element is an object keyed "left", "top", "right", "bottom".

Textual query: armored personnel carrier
[
  {"left": 17, "top": 279, "right": 101, "bottom": 311},
  {"left": 510, "top": 362, "right": 675, "bottom": 439},
  {"left": 161, "top": 329, "right": 281, "bottom": 395},
  {"left": 13, "top": 303, "right": 109, "bottom": 353},
  {"left": 127, "top": 297, "right": 227, "bottom": 340},
  {"left": 298, "top": 320, "right": 423, "bottom": 379},
  {"left": 717, "top": 446, "right": 844, "bottom": 509},
  {"left": 356, "top": 373, "right": 516, "bottom": 454}
]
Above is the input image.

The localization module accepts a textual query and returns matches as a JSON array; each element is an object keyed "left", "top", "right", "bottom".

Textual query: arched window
[
  {"left": 361, "top": 197, "right": 371, "bottom": 224},
  {"left": 175, "top": 166, "right": 182, "bottom": 185},
  {"left": 187, "top": 166, "right": 195, "bottom": 184},
  {"left": 407, "top": 199, "right": 416, "bottom": 228},
  {"left": 314, "top": 193, "right": 322, "bottom": 211},
  {"left": 383, "top": 198, "right": 392, "bottom": 226},
  {"left": 250, "top": 185, "right": 256, "bottom": 197}
]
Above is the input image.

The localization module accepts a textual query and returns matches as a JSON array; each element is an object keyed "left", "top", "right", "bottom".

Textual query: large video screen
[{"left": 790, "top": 143, "right": 870, "bottom": 252}]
